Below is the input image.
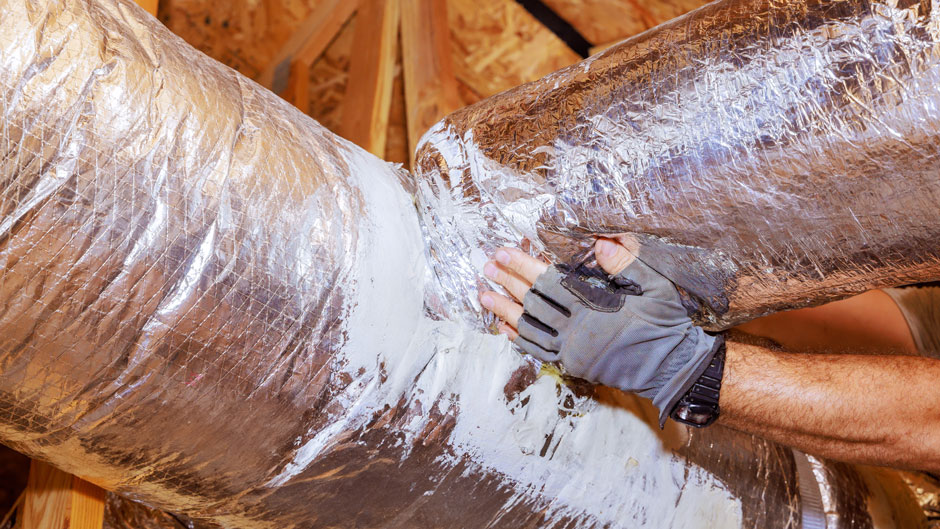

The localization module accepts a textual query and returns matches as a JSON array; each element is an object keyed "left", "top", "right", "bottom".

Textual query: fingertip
[
  {"left": 595, "top": 238, "right": 617, "bottom": 258},
  {"left": 491, "top": 247, "right": 549, "bottom": 284},
  {"left": 595, "top": 237, "right": 634, "bottom": 275},
  {"left": 483, "top": 261, "right": 499, "bottom": 280},
  {"left": 497, "top": 321, "right": 518, "bottom": 341},
  {"left": 613, "top": 234, "right": 641, "bottom": 255},
  {"left": 480, "top": 292, "right": 495, "bottom": 310}
]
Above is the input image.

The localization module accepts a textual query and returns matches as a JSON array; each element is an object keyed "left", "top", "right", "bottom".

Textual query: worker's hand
[{"left": 481, "top": 238, "right": 722, "bottom": 425}]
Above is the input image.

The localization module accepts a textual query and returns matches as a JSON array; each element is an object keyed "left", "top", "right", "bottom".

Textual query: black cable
[{"left": 511, "top": 0, "right": 593, "bottom": 58}]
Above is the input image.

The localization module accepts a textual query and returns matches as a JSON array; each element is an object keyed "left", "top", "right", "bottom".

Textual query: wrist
[
  {"left": 652, "top": 330, "right": 725, "bottom": 427},
  {"left": 668, "top": 335, "right": 725, "bottom": 427}
]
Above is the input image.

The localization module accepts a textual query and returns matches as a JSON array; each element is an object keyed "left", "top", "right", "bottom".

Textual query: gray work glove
[{"left": 515, "top": 258, "right": 722, "bottom": 426}]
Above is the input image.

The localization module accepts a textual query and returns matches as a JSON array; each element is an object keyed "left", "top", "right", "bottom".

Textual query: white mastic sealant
[{"left": 271, "top": 142, "right": 743, "bottom": 528}]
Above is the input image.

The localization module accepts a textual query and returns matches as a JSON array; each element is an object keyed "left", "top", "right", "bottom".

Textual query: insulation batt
[
  {"left": 0, "top": 0, "right": 929, "bottom": 528},
  {"left": 415, "top": 0, "right": 940, "bottom": 330}
]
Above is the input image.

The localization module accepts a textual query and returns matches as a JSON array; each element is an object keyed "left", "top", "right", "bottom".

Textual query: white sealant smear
[{"left": 271, "top": 142, "right": 743, "bottom": 528}]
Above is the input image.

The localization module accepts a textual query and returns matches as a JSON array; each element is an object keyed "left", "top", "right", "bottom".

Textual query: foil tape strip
[
  {"left": 898, "top": 472, "right": 940, "bottom": 525},
  {"left": 793, "top": 450, "right": 828, "bottom": 529}
]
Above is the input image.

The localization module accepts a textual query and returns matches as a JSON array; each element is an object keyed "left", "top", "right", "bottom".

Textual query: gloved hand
[{"left": 480, "top": 240, "right": 722, "bottom": 426}]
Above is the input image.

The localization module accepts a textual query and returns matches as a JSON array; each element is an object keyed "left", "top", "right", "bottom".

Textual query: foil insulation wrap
[
  {"left": 899, "top": 472, "right": 940, "bottom": 526},
  {"left": 0, "top": 0, "right": 928, "bottom": 528},
  {"left": 414, "top": 0, "right": 940, "bottom": 329}
]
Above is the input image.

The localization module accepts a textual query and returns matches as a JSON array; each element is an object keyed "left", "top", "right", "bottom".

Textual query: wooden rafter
[
  {"left": 256, "top": 0, "right": 359, "bottom": 100},
  {"left": 342, "top": 0, "right": 400, "bottom": 157},
  {"left": 20, "top": 460, "right": 105, "bottom": 529},
  {"left": 400, "top": 0, "right": 460, "bottom": 161}
]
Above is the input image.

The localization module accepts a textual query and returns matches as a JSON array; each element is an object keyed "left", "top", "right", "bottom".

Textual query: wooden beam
[
  {"left": 256, "top": 0, "right": 359, "bottom": 95},
  {"left": 400, "top": 0, "right": 461, "bottom": 161},
  {"left": 135, "top": 0, "right": 158, "bottom": 16},
  {"left": 20, "top": 461, "right": 105, "bottom": 529},
  {"left": 341, "top": 0, "right": 400, "bottom": 156},
  {"left": 284, "top": 61, "right": 312, "bottom": 113}
]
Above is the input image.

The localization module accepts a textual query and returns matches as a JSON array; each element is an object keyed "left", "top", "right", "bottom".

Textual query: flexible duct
[
  {"left": 0, "top": 0, "right": 929, "bottom": 527},
  {"left": 414, "top": 0, "right": 940, "bottom": 330}
]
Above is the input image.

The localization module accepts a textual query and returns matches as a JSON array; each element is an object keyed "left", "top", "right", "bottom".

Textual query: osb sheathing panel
[
  {"left": 159, "top": 0, "right": 324, "bottom": 79},
  {"left": 447, "top": 0, "right": 580, "bottom": 98},
  {"left": 540, "top": 0, "right": 711, "bottom": 45},
  {"left": 303, "top": 14, "right": 356, "bottom": 133}
]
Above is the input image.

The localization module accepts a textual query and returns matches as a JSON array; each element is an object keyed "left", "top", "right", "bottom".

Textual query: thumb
[{"left": 595, "top": 238, "right": 635, "bottom": 276}]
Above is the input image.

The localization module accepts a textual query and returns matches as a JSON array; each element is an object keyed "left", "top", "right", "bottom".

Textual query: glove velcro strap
[{"left": 653, "top": 332, "right": 725, "bottom": 427}]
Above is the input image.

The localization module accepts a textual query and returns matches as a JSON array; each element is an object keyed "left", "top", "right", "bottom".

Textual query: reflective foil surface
[
  {"left": 0, "top": 0, "right": 928, "bottom": 527},
  {"left": 415, "top": 0, "right": 940, "bottom": 329}
]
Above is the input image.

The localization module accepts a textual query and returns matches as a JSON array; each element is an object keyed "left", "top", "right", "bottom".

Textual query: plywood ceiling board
[
  {"left": 539, "top": 0, "right": 710, "bottom": 46},
  {"left": 161, "top": 0, "right": 326, "bottom": 79},
  {"left": 447, "top": 0, "right": 580, "bottom": 98}
]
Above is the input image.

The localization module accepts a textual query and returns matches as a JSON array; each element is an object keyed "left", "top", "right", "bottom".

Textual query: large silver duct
[
  {"left": 414, "top": 0, "right": 940, "bottom": 330},
  {"left": 0, "top": 0, "right": 929, "bottom": 527}
]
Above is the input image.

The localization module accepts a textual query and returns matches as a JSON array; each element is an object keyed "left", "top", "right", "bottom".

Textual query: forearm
[{"left": 718, "top": 340, "right": 940, "bottom": 473}]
